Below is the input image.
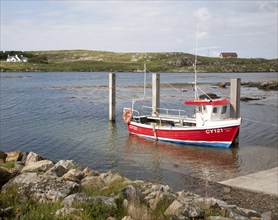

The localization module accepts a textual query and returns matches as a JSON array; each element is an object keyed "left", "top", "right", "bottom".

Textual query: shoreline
[{"left": 1, "top": 151, "right": 277, "bottom": 219}]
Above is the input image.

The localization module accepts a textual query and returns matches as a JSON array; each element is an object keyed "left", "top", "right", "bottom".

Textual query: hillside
[{"left": 0, "top": 50, "right": 277, "bottom": 72}]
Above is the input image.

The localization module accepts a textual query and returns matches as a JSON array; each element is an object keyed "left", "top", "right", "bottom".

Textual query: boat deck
[{"left": 134, "top": 114, "right": 196, "bottom": 127}]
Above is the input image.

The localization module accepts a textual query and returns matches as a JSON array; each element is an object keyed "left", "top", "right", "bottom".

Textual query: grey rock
[
  {"left": 121, "top": 216, "right": 134, "bottom": 220},
  {"left": 81, "top": 175, "right": 105, "bottom": 190},
  {"left": 3, "top": 172, "right": 79, "bottom": 203},
  {"left": 144, "top": 190, "right": 176, "bottom": 211},
  {"left": 121, "top": 185, "right": 138, "bottom": 201},
  {"left": 207, "top": 216, "right": 232, "bottom": 220},
  {"left": 5, "top": 151, "right": 22, "bottom": 162},
  {"left": 0, "top": 167, "right": 13, "bottom": 188},
  {"left": 228, "top": 208, "right": 249, "bottom": 220},
  {"left": 55, "top": 159, "right": 80, "bottom": 171},
  {"left": 91, "top": 196, "right": 117, "bottom": 209},
  {"left": 0, "top": 151, "right": 7, "bottom": 162},
  {"left": 0, "top": 207, "right": 14, "bottom": 219},
  {"left": 82, "top": 167, "right": 100, "bottom": 177},
  {"left": 45, "top": 164, "right": 68, "bottom": 177},
  {"left": 184, "top": 204, "right": 204, "bottom": 218},
  {"left": 25, "top": 152, "right": 43, "bottom": 165},
  {"left": 237, "top": 207, "right": 261, "bottom": 218},
  {"left": 164, "top": 199, "right": 184, "bottom": 216},
  {"left": 62, "top": 168, "right": 83, "bottom": 181},
  {"left": 21, "top": 160, "right": 54, "bottom": 173},
  {"left": 64, "top": 192, "right": 87, "bottom": 206},
  {"left": 55, "top": 207, "right": 83, "bottom": 219},
  {"left": 100, "top": 171, "right": 123, "bottom": 186},
  {"left": 11, "top": 161, "right": 24, "bottom": 173}
]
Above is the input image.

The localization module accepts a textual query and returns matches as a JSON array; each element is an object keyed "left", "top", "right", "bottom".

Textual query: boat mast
[
  {"left": 143, "top": 63, "right": 147, "bottom": 98},
  {"left": 194, "top": 27, "right": 199, "bottom": 100}
]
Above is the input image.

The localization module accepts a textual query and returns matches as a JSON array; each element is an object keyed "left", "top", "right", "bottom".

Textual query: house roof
[{"left": 220, "top": 52, "right": 237, "bottom": 57}]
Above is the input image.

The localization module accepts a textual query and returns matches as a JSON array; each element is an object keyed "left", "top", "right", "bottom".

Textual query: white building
[{"left": 7, "top": 55, "right": 28, "bottom": 62}]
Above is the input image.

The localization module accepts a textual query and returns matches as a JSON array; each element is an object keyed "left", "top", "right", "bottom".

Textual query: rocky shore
[
  {"left": 241, "top": 81, "right": 278, "bottom": 91},
  {"left": 0, "top": 151, "right": 276, "bottom": 219}
]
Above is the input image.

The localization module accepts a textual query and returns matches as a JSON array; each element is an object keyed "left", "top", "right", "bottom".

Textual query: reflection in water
[{"left": 122, "top": 134, "right": 240, "bottom": 182}]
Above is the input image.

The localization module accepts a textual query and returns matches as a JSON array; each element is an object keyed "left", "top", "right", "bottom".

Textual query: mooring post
[
  {"left": 109, "top": 73, "right": 116, "bottom": 122},
  {"left": 230, "top": 78, "right": 241, "bottom": 118},
  {"left": 230, "top": 78, "right": 241, "bottom": 144},
  {"left": 152, "top": 73, "right": 160, "bottom": 116}
]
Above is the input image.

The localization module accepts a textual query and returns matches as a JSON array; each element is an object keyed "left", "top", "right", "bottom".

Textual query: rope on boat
[
  {"left": 165, "top": 83, "right": 185, "bottom": 94},
  {"left": 244, "top": 118, "right": 278, "bottom": 127}
]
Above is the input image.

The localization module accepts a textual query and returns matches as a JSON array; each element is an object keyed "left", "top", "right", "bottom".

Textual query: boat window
[
  {"left": 213, "top": 107, "right": 217, "bottom": 113},
  {"left": 198, "top": 106, "right": 202, "bottom": 112},
  {"left": 203, "top": 106, "right": 206, "bottom": 111},
  {"left": 221, "top": 106, "right": 227, "bottom": 114}
]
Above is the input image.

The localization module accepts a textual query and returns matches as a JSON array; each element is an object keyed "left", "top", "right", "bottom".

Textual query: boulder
[
  {"left": 5, "top": 151, "right": 22, "bottom": 162},
  {"left": 0, "top": 151, "right": 7, "bottom": 163},
  {"left": 0, "top": 167, "right": 13, "bottom": 188},
  {"left": 45, "top": 164, "right": 68, "bottom": 177},
  {"left": 121, "top": 185, "right": 139, "bottom": 201},
  {"left": 217, "top": 82, "right": 227, "bottom": 88},
  {"left": 164, "top": 199, "right": 184, "bottom": 216},
  {"left": 91, "top": 196, "right": 117, "bottom": 208},
  {"left": 0, "top": 207, "right": 14, "bottom": 219},
  {"left": 62, "top": 169, "right": 83, "bottom": 183},
  {"left": 144, "top": 190, "right": 176, "bottom": 211},
  {"left": 21, "top": 160, "right": 54, "bottom": 173},
  {"left": 55, "top": 207, "right": 84, "bottom": 220},
  {"left": 207, "top": 217, "right": 231, "bottom": 220},
  {"left": 82, "top": 167, "right": 100, "bottom": 177},
  {"left": 164, "top": 191, "right": 206, "bottom": 219},
  {"left": 81, "top": 175, "right": 105, "bottom": 190},
  {"left": 11, "top": 161, "right": 25, "bottom": 173},
  {"left": 55, "top": 159, "right": 80, "bottom": 171},
  {"left": 99, "top": 171, "right": 123, "bottom": 186},
  {"left": 121, "top": 216, "right": 134, "bottom": 220},
  {"left": 64, "top": 192, "right": 87, "bottom": 206},
  {"left": 25, "top": 152, "right": 43, "bottom": 165},
  {"left": 2, "top": 172, "right": 79, "bottom": 203}
]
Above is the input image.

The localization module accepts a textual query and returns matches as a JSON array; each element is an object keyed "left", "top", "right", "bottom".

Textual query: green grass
[
  {"left": 1, "top": 50, "right": 277, "bottom": 72},
  {"left": 0, "top": 161, "right": 15, "bottom": 170}
]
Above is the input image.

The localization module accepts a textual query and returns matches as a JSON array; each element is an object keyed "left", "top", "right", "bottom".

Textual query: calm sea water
[{"left": 1, "top": 72, "right": 277, "bottom": 191}]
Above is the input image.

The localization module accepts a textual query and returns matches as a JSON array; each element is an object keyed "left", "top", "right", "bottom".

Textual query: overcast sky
[{"left": 1, "top": 0, "right": 277, "bottom": 58}]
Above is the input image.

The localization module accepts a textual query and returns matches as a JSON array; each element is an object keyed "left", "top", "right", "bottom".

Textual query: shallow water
[{"left": 0, "top": 72, "right": 277, "bottom": 191}]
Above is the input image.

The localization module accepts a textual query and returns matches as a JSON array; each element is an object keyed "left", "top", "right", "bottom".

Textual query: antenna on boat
[{"left": 194, "top": 26, "right": 199, "bottom": 100}]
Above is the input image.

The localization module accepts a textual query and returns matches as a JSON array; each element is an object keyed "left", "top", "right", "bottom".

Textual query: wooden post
[
  {"left": 230, "top": 78, "right": 241, "bottom": 144},
  {"left": 109, "top": 73, "right": 116, "bottom": 121},
  {"left": 152, "top": 73, "right": 160, "bottom": 116},
  {"left": 230, "top": 78, "right": 241, "bottom": 119}
]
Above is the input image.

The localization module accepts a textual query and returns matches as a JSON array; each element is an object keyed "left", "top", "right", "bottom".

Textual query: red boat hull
[{"left": 127, "top": 122, "right": 239, "bottom": 148}]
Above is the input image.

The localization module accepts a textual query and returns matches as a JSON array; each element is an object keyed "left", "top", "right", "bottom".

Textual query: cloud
[
  {"left": 194, "top": 7, "right": 212, "bottom": 22},
  {"left": 0, "top": 0, "right": 277, "bottom": 58}
]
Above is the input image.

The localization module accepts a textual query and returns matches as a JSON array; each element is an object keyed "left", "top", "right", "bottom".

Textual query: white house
[{"left": 7, "top": 55, "right": 28, "bottom": 62}]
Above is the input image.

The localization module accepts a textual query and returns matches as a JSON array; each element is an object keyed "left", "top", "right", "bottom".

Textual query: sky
[{"left": 0, "top": 0, "right": 277, "bottom": 59}]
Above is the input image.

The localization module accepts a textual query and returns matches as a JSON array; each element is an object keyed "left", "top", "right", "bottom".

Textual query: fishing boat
[
  {"left": 123, "top": 93, "right": 241, "bottom": 148},
  {"left": 123, "top": 45, "right": 241, "bottom": 148}
]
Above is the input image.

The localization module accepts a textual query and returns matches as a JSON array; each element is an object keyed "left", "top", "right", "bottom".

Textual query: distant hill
[{"left": 0, "top": 50, "right": 277, "bottom": 72}]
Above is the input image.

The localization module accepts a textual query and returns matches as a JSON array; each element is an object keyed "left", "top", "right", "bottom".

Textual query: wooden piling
[
  {"left": 152, "top": 73, "right": 160, "bottom": 116},
  {"left": 109, "top": 73, "right": 116, "bottom": 121},
  {"left": 230, "top": 78, "right": 241, "bottom": 119},
  {"left": 230, "top": 78, "right": 241, "bottom": 144}
]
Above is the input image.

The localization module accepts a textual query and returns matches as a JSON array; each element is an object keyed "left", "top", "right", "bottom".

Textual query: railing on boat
[{"left": 141, "top": 106, "right": 187, "bottom": 118}]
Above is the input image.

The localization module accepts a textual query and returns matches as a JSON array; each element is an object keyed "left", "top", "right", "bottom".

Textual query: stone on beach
[{"left": 0, "top": 151, "right": 273, "bottom": 219}]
